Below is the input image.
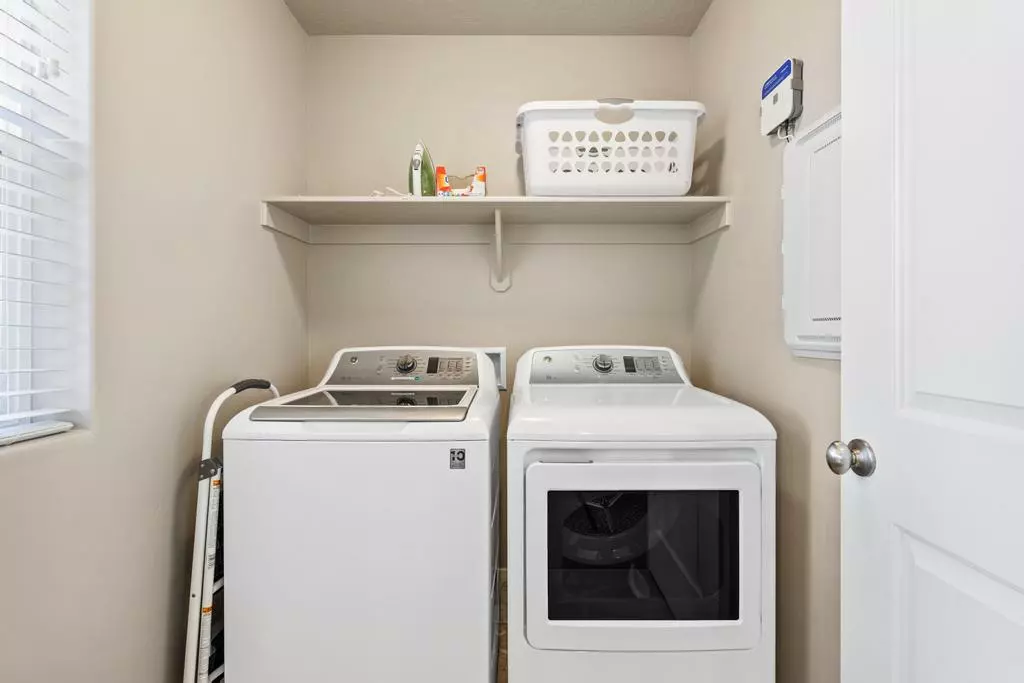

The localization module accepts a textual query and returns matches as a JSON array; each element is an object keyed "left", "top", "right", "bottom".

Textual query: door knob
[{"left": 825, "top": 439, "right": 877, "bottom": 477}]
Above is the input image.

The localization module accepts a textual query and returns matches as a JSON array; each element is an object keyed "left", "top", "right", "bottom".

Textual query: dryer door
[{"left": 525, "top": 460, "right": 762, "bottom": 652}]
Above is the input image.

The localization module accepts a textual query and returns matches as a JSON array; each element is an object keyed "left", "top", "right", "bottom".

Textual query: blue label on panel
[{"left": 762, "top": 59, "right": 793, "bottom": 100}]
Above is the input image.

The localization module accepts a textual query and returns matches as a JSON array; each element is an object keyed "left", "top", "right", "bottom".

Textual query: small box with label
[{"left": 436, "top": 166, "right": 487, "bottom": 197}]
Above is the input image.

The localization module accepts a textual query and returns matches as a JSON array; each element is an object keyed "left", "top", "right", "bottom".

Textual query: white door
[
  {"left": 842, "top": 1, "right": 1024, "bottom": 681},
  {"left": 524, "top": 460, "right": 761, "bottom": 652}
]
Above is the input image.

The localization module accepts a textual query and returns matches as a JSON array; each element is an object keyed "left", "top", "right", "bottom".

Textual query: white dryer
[
  {"left": 223, "top": 347, "right": 501, "bottom": 683},
  {"left": 506, "top": 346, "right": 776, "bottom": 683}
]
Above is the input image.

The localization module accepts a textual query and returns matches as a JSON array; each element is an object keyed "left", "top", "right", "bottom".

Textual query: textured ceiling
[{"left": 283, "top": 0, "right": 714, "bottom": 36}]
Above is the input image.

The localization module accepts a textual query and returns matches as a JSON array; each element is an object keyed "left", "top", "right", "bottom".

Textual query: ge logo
[{"left": 450, "top": 449, "right": 466, "bottom": 470}]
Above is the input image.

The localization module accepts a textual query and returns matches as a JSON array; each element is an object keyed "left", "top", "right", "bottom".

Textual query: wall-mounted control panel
[
  {"left": 529, "top": 348, "right": 685, "bottom": 384},
  {"left": 325, "top": 349, "right": 479, "bottom": 386},
  {"left": 761, "top": 57, "right": 804, "bottom": 136}
]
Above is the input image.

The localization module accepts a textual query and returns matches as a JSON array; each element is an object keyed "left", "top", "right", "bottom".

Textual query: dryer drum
[{"left": 557, "top": 492, "right": 685, "bottom": 567}]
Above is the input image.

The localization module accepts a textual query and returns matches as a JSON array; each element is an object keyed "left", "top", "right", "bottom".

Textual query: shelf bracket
[
  {"left": 682, "top": 201, "right": 733, "bottom": 244},
  {"left": 261, "top": 202, "right": 311, "bottom": 243},
  {"left": 490, "top": 209, "right": 512, "bottom": 292}
]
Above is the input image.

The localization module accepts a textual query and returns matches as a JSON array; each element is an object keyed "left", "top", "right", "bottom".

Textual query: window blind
[{"left": 0, "top": 0, "right": 87, "bottom": 436}]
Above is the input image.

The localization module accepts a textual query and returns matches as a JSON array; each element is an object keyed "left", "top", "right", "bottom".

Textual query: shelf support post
[{"left": 490, "top": 209, "right": 511, "bottom": 292}]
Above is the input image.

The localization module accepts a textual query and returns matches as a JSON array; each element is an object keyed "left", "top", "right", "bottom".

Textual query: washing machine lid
[
  {"left": 507, "top": 384, "right": 776, "bottom": 442},
  {"left": 250, "top": 386, "right": 476, "bottom": 422}
]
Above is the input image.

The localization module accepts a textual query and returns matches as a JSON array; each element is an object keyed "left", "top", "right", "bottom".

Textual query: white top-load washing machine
[
  {"left": 223, "top": 347, "right": 501, "bottom": 683},
  {"left": 507, "top": 346, "right": 776, "bottom": 683}
]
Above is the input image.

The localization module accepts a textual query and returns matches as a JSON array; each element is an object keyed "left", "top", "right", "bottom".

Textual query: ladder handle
[{"left": 231, "top": 378, "right": 272, "bottom": 393}]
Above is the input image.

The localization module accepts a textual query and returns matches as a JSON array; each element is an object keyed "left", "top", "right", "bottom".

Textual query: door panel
[
  {"left": 895, "top": 0, "right": 1024, "bottom": 422},
  {"left": 842, "top": 0, "right": 1024, "bottom": 681},
  {"left": 897, "top": 534, "right": 1024, "bottom": 682},
  {"left": 525, "top": 461, "right": 761, "bottom": 652}
]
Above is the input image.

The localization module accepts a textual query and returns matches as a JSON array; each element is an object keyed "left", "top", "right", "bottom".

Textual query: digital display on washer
[
  {"left": 426, "top": 356, "right": 465, "bottom": 375},
  {"left": 623, "top": 356, "right": 660, "bottom": 374}
]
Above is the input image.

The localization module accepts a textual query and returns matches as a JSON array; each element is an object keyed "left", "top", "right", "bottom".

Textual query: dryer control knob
[
  {"left": 396, "top": 354, "right": 417, "bottom": 374},
  {"left": 593, "top": 354, "right": 614, "bottom": 374}
]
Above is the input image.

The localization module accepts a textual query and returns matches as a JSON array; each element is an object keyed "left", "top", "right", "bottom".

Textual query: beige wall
[
  {"left": 304, "top": 35, "right": 698, "bottom": 378},
  {"left": 690, "top": 1, "right": 842, "bottom": 683},
  {"left": 306, "top": 36, "right": 693, "bottom": 197},
  {"left": 0, "top": 1, "right": 309, "bottom": 681},
  {"left": 307, "top": 242, "right": 694, "bottom": 383}
]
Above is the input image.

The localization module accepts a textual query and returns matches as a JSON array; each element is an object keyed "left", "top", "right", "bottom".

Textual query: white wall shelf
[{"left": 261, "top": 196, "right": 732, "bottom": 292}]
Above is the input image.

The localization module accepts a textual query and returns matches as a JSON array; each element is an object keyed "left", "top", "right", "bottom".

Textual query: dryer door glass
[{"left": 546, "top": 490, "right": 739, "bottom": 621}]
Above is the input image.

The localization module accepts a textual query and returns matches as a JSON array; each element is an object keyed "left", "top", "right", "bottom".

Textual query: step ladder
[{"left": 183, "top": 380, "right": 279, "bottom": 683}]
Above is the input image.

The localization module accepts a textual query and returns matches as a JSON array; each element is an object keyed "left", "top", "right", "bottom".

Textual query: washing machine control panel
[
  {"left": 325, "top": 349, "right": 479, "bottom": 386},
  {"left": 530, "top": 348, "right": 685, "bottom": 384}
]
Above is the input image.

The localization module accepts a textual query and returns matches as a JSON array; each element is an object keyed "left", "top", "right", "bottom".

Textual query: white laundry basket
[{"left": 517, "top": 99, "right": 705, "bottom": 197}]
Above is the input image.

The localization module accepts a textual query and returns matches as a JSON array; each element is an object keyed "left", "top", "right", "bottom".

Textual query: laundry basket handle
[{"left": 595, "top": 98, "right": 635, "bottom": 124}]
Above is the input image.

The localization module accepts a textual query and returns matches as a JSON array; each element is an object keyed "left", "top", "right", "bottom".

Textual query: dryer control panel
[
  {"left": 325, "top": 349, "right": 479, "bottom": 386},
  {"left": 529, "top": 347, "right": 685, "bottom": 384}
]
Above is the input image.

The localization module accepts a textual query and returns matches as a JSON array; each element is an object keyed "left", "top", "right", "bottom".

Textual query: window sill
[
  {"left": 0, "top": 426, "right": 93, "bottom": 460},
  {"left": 0, "top": 421, "right": 75, "bottom": 447}
]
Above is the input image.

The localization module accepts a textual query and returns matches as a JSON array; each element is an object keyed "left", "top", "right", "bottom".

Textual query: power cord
[{"left": 775, "top": 119, "right": 797, "bottom": 142}]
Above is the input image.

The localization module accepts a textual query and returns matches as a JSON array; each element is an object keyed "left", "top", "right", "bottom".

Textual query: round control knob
[
  {"left": 395, "top": 354, "right": 417, "bottom": 374},
  {"left": 593, "top": 354, "right": 614, "bottom": 374}
]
